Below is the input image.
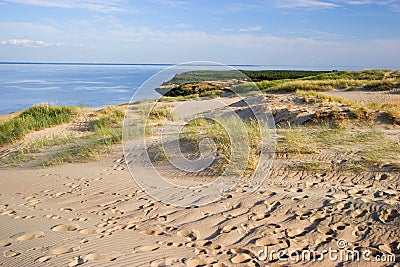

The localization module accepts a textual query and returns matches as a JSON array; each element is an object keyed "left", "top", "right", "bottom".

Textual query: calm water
[
  {"left": 0, "top": 64, "right": 170, "bottom": 114},
  {"left": 0, "top": 63, "right": 388, "bottom": 114}
]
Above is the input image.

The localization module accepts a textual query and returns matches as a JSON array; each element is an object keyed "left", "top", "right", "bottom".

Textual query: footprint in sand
[
  {"left": 351, "top": 209, "right": 367, "bottom": 218},
  {"left": 332, "top": 193, "right": 349, "bottom": 200},
  {"left": 140, "top": 229, "right": 165, "bottom": 236},
  {"left": 309, "top": 213, "right": 326, "bottom": 223},
  {"left": 16, "top": 232, "right": 44, "bottom": 241},
  {"left": 1, "top": 209, "right": 16, "bottom": 216},
  {"left": 251, "top": 213, "right": 267, "bottom": 221},
  {"left": 150, "top": 259, "right": 166, "bottom": 267},
  {"left": 68, "top": 256, "right": 86, "bottom": 267},
  {"left": 80, "top": 238, "right": 89, "bottom": 244},
  {"left": 51, "top": 224, "right": 78, "bottom": 232},
  {"left": 317, "top": 225, "right": 335, "bottom": 236},
  {"left": 231, "top": 253, "right": 252, "bottom": 264},
  {"left": 3, "top": 250, "right": 21, "bottom": 258},
  {"left": 287, "top": 228, "right": 305, "bottom": 238},
  {"left": 0, "top": 240, "right": 11, "bottom": 247},
  {"left": 133, "top": 244, "right": 160, "bottom": 253},
  {"left": 177, "top": 229, "right": 197, "bottom": 241},
  {"left": 59, "top": 207, "right": 73, "bottom": 212},
  {"left": 49, "top": 246, "right": 77, "bottom": 255},
  {"left": 186, "top": 257, "right": 215, "bottom": 267},
  {"left": 194, "top": 247, "right": 207, "bottom": 255},
  {"left": 295, "top": 210, "right": 312, "bottom": 220},
  {"left": 378, "top": 209, "right": 398, "bottom": 223},
  {"left": 378, "top": 243, "right": 392, "bottom": 254},
  {"left": 336, "top": 201, "right": 351, "bottom": 210},
  {"left": 352, "top": 223, "right": 370, "bottom": 238},
  {"left": 221, "top": 225, "right": 237, "bottom": 233},
  {"left": 348, "top": 188, "right": 363, "bottom": 196},
  {"left": 83, "top": 253, "right": 121, "bottom": 261},
  {"left": 255, "top": 237, "right": 280, "bottom": 247},
  {"left": 35, "top": 255, "right": 53, "bottom": 263},
  {"left": 124, "top": 223, "right": 136, "bottom": 230},
  {"left": 79, "top": 229, "right": 98, "bottom": 235},
  {"left": 332, "top": 222, "right": 348, "bottom": 231}
]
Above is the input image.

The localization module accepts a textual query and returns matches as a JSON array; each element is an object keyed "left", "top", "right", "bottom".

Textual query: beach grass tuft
[{"left": 0, "top": 104, "right": 77, "bottom": 146}]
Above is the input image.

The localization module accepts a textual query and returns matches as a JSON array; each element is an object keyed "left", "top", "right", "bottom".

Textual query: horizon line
[
  {"left": 0, "top": 61, "right": 264, "bottom": 66},
  {"left": 1, "top": 61, "right": 398, "bottom": 70}
]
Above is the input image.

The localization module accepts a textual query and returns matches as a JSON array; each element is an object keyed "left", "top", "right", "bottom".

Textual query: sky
[{"left": 0, "top": 0, "right": 399, "bottom": 67}]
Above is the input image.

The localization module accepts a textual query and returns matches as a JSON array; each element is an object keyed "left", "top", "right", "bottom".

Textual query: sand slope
[{"left": 0, "top": 148, "right": 399, "bottom": 266}]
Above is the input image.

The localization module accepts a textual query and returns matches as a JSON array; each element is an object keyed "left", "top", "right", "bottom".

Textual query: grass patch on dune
[
  {"left": 41, "top": 106, "right": 125, "bottom": 166},
  {"left": 277, "top": 127, "right": 319, "bottom": 154},
  {"left": 1, "top": 105, "right": 126, "bottom": 167},
  {"left": 25, "top": 134, "right": 78, "bottom": 153},
  {"left": 295, "top": 90, "right": 357, "bottom": 106},
  {"left": 255, "top": 70, "right": 399, "bottom": 92},
  {"left": 295, "top": 90, "right": 398, "bottom": 122},
  {"left": 181, "top": 117, "right": 262, "bottom": 175},
  {"left": 148, "top": 105, "right": 175, "bottom": 122},
  {"left": 147, "top": 116, "right": 263, "bottom": 176},
  {"left": 277, "top": 123, "right": 399, "bottom": 172},
  {"left": 367, "top": 99, "right": 400, "bottom": 124},
  {"left": 0, "top": 104, "right": 77, "bottom": 146},
  {"left": 303, "top": 69, "right": 391, "bottom": 81},
  {"left": 257, "top": 79, "right": 368, "bottom": 92}
]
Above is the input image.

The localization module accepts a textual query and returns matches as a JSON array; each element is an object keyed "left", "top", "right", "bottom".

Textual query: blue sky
[{"left": 0, "top": 0, "right": 399, "bottom": 67}]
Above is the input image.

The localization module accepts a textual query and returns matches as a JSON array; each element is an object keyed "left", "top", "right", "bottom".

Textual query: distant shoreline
[{"left": 2, "top": 61, "right": 399, "bottom": 70}]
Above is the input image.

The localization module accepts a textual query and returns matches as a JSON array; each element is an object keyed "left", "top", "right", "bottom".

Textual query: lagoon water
[
  {"left": 0, "top": 63, "right": 171, "bottom": 114},
  {"left": 0, "top": 63, "right": 384, "bottom": 114}
]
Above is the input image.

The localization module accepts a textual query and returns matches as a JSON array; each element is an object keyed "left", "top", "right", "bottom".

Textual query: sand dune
[{"left": 0, "top": 93, "right": 399, "bottom": 266}]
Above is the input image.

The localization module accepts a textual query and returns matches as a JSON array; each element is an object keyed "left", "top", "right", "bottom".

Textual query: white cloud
[
  {"left": 3, "top": 0, "right": 126, "bottom": 12},
  {"left": 174, "top": 23, "right": 192, "bottom": 28},
  {"left": 239, "top": 26, "right": 263, "bottom": 32},
  {"left": 277, "top": 0, "right": 340, "bottom": 8},
  {"left": 153, "top": 0, "right": 190, "bottom": 5},
  {"left": 277, "top": 0, "right": 400, "bottom": 9},
  {"left": 0, "top": 39, "right": 83, "bottom": 48}
]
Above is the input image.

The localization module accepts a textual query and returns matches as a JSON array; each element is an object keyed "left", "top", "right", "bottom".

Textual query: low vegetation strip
[
  {"left": 161, "top": 69, "right": 399, "bottom": 96},
  {"left": 0, "top": 104, "right": 77, "bottom": 146},
  {"left": 163, "top": 70, "right": 333, "bottom": 85}
]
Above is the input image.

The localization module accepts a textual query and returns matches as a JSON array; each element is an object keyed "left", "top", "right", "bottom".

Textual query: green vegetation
[
  {"left": 0, "top": 104, "right": 76, "bottom": 146},
  {"left": 257, "top": 70, "right": 399, "bottom": 92},
  {"left": 278, "top": 127, "right": 319, "bottom": 154},
  {"left": 256, "top": 79, "right": 368, "bottom": 92},
  {"left": 295, "top": 89, "right": 356, "bottom": 106},
  {"left": 276, "top": 124, "right": 399, "bottom": 172},
  {"left": 157, "top": 95, "right": 199, "bottom": 102},
  {"left": 24, "top": 134, "right": 77, "bottom": 153},
  {"left": 42, "top": 106, "right": 125, "bottom": 166},
  {"left": 301, "top": 69, "right": 390, "bottom": 80},
  {"left": 296, "top": 89, "right": 400, "bottom": 123},
  {"left": 241, "top": 70, "right": 331, "bottom": 82},
  {"left": 146, "top": 116, "right": 263, "bottom": 176},
  {"left": 163, "top": 82, "right": 226, "bottom": 98},
  {"left": 160, "top": 69, "right": 399, "bottom": 99},
  {"left": 164, "top": 70, "right": 332, "bottom": 85},
  {"left": 163, "top": 70, "right": 242, "bottom": 85},
  {"left": 1, "top": 105, "right": 126, "bottom": 167}
]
